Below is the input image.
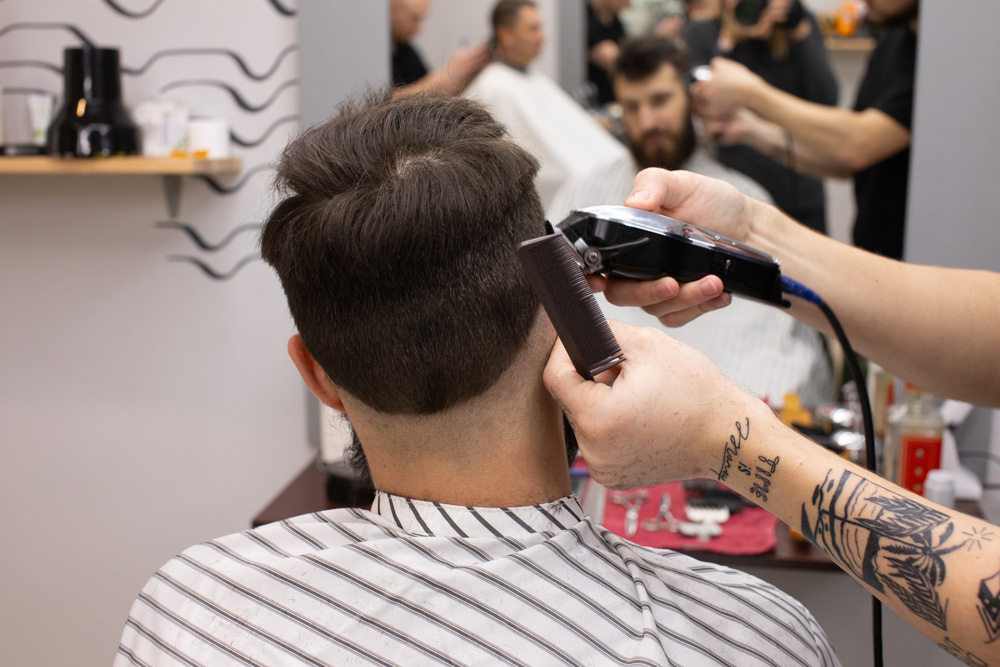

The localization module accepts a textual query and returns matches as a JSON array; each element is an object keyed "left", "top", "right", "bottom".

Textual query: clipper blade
[{"left": 516, "top": 234, "right": 624, "bottom": 380}]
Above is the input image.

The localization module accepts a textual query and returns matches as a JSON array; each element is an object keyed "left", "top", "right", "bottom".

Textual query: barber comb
[{"left": 516, "top": 233, "right": 624, "bottom": 380}]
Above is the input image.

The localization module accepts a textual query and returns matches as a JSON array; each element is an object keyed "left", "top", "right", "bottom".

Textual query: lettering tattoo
[
  {"left": 939, "top": 637, "right": 989, "bottom": 666},
  {"left": 709, "top": 418, "right": 751, "bottom": 482},
  {"left": 750, "top": 455, "right": 780, "bottom": 502},
  {"left": 801, "top": 470, "right": 968, "bottom": 630},
  {"left": 738, "top": 462, "right": 752, "bottom": 476}
]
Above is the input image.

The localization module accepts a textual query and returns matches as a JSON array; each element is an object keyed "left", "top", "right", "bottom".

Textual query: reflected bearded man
[{"left": 603, "top": 35, "right": 834, "bottom": 409}]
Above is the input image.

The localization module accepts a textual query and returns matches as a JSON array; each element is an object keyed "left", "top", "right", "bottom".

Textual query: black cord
[{"left": 816, "top": 299, "right": 883, "bottom": 667}]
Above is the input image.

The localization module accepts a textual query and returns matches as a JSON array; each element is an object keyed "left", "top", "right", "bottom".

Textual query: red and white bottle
[{"left": 884, "top": 383, "right": 944, "bottom": 495}]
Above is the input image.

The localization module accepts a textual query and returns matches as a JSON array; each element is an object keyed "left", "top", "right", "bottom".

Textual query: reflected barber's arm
[
  {"left": 544, "top": 321, "right": 1000, "bottom": 666},
  {"left": 693, "top": 57, "right": 910, "bottom": 175},
  {"left": 394, "top": 43, "right": 491, "bottom": 97},
  {"left": 702, "top": 108, "right": 854, "bottom": 180}
]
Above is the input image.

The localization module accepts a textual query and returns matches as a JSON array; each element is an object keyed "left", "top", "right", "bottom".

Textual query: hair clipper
[{"left": 556, "top": 205, "right": 789, "bottom": 308}]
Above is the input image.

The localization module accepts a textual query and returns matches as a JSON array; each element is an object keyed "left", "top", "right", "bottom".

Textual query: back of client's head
[{"left": 260, "top": 91, "right": 545, "bottom": 416}]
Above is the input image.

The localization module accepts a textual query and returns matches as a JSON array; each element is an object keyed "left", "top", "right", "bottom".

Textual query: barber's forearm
[
  {"left": 393, "top": 69, "right": 462, "bottom": 97},
  {"left": 725, "top": 411, "right": 1000, "bottom": 664},
  {"left": 745, "top": 201, "right": 1000, "bottom": 407},
  {"left": 744, "top": 85, "right": 863, "bottom": 169},
  {"left": 740, "top": 116, "right": 852, "bottom": 179}
]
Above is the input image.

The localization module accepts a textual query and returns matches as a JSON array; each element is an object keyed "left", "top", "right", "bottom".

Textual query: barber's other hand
[
  {"left": 597, "top": 167, "right": 758, "bottom": 326},
  {"left": 593, "top": 272, "right": 731, "bottom": 327},
  {"left": 544, "top": 321, "right": 769, "bottom": 490},
  {"left": 692, "top": 57, "right": 762, "bottom": 119},
  {"left": 442, "top": 43, "right": 492, "bottom": 92}
]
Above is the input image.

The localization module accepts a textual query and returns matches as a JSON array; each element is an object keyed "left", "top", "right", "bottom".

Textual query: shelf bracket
[{"left": 162, "top": 175, "right": 183, "bottom": 220}]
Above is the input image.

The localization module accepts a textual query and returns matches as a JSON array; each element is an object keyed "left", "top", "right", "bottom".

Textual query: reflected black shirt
[
  {"left": 852, "top": 24, "right": 917, "bottom": 259},
  {"left": 586, "top": 4, "right": 625, "bottom": 107},
  {"left": 392, "top": 42, "right": 429, "bottom": 87}
]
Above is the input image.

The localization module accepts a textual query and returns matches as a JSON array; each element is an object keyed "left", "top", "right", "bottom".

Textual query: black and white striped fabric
[{"left": 116, "top": 493, "right": 839, "bottom": 666}]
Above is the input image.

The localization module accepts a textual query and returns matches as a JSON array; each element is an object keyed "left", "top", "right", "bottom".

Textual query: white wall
[
  {"left": 0, "top": 1, "right": 310, "bottom": 665},
  {"left": 905, "top": 0, "right": 1000, "bottom": 492},
  {"left": 299, "top": 0, "right": 389, "bottom": 127}
]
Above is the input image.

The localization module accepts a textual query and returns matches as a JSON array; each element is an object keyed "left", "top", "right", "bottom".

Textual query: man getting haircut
[{"left": 114, "top": 91, "right": 839, "bottom": 666}]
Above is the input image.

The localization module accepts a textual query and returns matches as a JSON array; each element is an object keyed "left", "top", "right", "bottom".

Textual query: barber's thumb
[
  {"left": 625, "top": 168, "right": 671, "bottom": 211},
  {"left": 542, "top": 337, "right": 605, "bottom": 411}
]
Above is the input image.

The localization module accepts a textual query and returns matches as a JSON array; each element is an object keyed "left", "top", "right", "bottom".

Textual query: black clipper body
[{"left": 557, "top": 205, "right": 789, "bottom": 308}]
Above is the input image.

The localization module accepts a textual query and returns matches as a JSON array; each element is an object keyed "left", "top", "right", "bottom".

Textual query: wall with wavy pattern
[{"left": 0, "top": 1, "right": 318, "bottom": 664}]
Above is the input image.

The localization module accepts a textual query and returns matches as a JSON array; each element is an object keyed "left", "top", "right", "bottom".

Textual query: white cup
[
  {"left": 924, "top": 469, "right": 956, "bottom": 509},
  {"left": 188, "top": 117, "right": 231, "bottom": 158}
]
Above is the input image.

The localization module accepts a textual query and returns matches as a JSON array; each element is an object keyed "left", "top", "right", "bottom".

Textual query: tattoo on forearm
[
  {"left": 939, "top": 637, "right": 989, "bottom": 666},
  {"left": 709, "top": 418, "right": 751, "bottom": 482},
  {"left": 977, "top": 568, "right": 1000, "bottom": 643},
  {"left": 801, "top": 469, "right": 968, "bottom": 631},
  {"left": 965, "top": 526, "right": 995, "bottom": 551},
  {"left": 750, "top": 455, "right": 780, "bottom": 502}
]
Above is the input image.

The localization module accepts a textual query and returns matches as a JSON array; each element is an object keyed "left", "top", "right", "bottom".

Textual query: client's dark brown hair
[
  {"left": 260, "top": 90, "right": 545, "bottom": 416},
  {"left": 614, "top": 35, "right": 691, "bottom": 82}
]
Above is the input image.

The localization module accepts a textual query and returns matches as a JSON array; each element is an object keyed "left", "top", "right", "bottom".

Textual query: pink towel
[{"left": 602, "top": 482, "right": 778, "bottom": 555}]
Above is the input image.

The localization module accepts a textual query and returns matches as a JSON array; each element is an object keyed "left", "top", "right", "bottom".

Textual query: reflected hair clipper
[{"left": 516, "top": 234, "right": 625, "bottom": 380}]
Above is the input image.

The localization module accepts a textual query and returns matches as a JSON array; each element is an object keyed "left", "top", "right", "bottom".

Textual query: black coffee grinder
[{"left": 48, "top": 47, "right": 140, "bottom": 157}]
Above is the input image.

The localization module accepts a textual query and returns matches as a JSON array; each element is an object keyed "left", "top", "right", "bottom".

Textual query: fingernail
[
  {"left": 699, "top": 278, "right": 721, "bottom": 297},
  {"left": 654, "top": 280, "right": 677, "bottom": 298},
  {"left": 627, "top": 190, "right": 652, "bottom": 203}
]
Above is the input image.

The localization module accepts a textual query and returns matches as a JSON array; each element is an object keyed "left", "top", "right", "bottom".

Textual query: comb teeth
[{"left": 517, "top": 234, "right": 624, "bottom": 380}]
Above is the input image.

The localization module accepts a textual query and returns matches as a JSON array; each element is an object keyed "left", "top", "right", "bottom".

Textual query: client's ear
[{"left": 287, "top": 334, "right": 346, "bottom": 413}]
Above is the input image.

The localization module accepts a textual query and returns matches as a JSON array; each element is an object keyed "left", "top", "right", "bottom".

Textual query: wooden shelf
[
  {"left": 0, "top": 156, "right": 241, "bottom": 176},
  {"left": 824, "top": 36, "right": 876, "bottom": 52}
]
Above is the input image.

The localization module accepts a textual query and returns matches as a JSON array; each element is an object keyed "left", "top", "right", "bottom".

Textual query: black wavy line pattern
[
  {"left": 0, "top": 22, "right": 95, "bottom": 47},
  {"left": 158, "top": 78, "right": 298, "bottom": 113},
  {"left": 0, "top": 60, "right": 63, "bottom": 75},
  {"left": 103, "top": 0, "right": 295, "bottom": 19},
  {"left": 168, "top": 254, "right": 259, "bottom": 280},
  {"left": 267, "top": 0, "right": 296, "bottom": 17},
  {"left": 102, "top": 0, "right": 167, "bottom": 19},
  {"left": 231, "top": 114, "right": 299, "bottom": 148},
  {"left": 123, "top": 44, "right": 297, "bottom": 81},
  {"left": 155, "top": 221, "right": 261, "bottom": 252},
  {"left": 197, "top": 164, "right": 271, "bottom": 195}
]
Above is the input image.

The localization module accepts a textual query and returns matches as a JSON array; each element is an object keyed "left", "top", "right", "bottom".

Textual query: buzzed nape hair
[
  {"left": 614, "top": 35, "right": 691, "bottom": 82},
  {"left": 260, "top": 90, "right": 545, "bottom": 415},
  {"left": 492, "top": 0, "right": 537, "bottom": 32}
]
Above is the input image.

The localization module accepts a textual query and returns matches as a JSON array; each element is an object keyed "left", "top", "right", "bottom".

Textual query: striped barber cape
[{"left": 116, "top": 493, "right": 839, "bottom": 666}]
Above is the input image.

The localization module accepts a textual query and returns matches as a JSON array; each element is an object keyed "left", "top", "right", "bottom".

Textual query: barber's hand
[
  {"left": 721, "top": 0, "right": 792, "bottom": 40},
  {"left": 692, "top": 57, "right": 762, "bottom": 119},
  {"left": 702, "top": 107, "right": 764, "bottom": 147},
  {"left": 597, "top": 167, "right": 759, "bottom": 326},
  {"left": 441, "top": 43, "right": 492, "bottom": 92},
  {"left": 544, "top": 321, "right": 770, "bottom": 490}
]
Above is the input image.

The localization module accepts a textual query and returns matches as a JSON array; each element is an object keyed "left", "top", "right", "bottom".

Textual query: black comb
[{"left": 516, "top": 234, "right": 625, "bottom": 380}]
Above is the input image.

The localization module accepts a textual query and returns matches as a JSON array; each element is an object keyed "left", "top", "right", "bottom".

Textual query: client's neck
[
  {"left": 344, "top": 320, "right": 571, "bottom": 508},
  {"left": 498, "top": 49, "right": 530, "bottom": 72}
]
